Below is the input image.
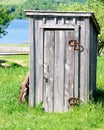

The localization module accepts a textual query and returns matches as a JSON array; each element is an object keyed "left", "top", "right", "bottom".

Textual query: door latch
[{"left": 68, "top": 40, "right": 84, "bottom": 52}]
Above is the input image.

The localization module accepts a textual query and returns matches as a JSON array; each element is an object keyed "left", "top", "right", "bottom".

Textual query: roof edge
[{"left": 25, "top": 10, "right": 100, "bottom": 34}]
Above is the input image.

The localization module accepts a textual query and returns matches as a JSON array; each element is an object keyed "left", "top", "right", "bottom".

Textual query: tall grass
[{"left": 0, "top": 55, "right": 104, "bottom": 130}]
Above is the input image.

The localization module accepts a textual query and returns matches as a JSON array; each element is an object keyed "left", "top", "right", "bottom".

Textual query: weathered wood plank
[
  {"left": 93, "top": 28, "right": 97, "bottom": 95},
  {"left": 90, "top": 21, "right": 97, "bottom": 97},
  {"left": 77, "top": 18, "right": 85, "bottom": 102},
  {"left": 43, "top": 30, "right": 48, "bottom": 111},
  {"left": 64, "top": 30, "right": 75, "bottom": 111},
  {"left": 89, "top": 21, "right": 94, "bottom": 97},
  {"left": 29, "top": 17, "right": 36, "bottom": 107},
  {"left": 54, "top": 30, "right": 65, "bottom": 112},
  {"left": 35, "top": 18, "right": 44, "bottom": 104},
  {"left": 40, "top": 25, "right": 75, "bottom": 29},
  {"left": 43, "top": 30, "right": 55, "bottom": 112},
  {"left": 80, "top": 18, "right": 90, "bottom": 102},
  {"left": 84, "top": 18, "right": 90, "bottom": 102},
  {"left": 47, "top": 30, "right": 55, "bottom": 112},
  {"left": 74, "top": 25, "right": 80, "bottom": 98}
]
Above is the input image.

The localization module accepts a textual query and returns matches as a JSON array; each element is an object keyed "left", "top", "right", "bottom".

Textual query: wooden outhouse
[{"left": 25, "top": 11, "right": 100, "bottom": 112}]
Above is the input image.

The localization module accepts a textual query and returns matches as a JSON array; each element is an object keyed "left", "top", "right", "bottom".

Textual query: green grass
[
  {"left": 0, "top": 43, "right": 29, "bottom": 47},
  {"left": 0, "top": 0, "right": 26, "bottom": 5},
  {"left": 97, "top": 56, "right": 104, "bottom": 88},
  {"left": 0, "top": 54, "right": 29, "bottom": 67},
  {"left": 0, "top": 55, "right": 104, "bottom": 130}
]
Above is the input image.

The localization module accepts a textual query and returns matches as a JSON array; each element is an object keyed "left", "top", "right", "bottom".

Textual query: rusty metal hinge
[
  {"left": 68, "top": 97, "right": 82, "bottom": 106},
  {"left": 68, "top": 40, "right": 84, "bottom": 52}
]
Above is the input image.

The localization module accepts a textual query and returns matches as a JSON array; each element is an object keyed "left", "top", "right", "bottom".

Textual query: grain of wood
[{"left": 27, "top": 11, "right": 100, "bottom": 112}]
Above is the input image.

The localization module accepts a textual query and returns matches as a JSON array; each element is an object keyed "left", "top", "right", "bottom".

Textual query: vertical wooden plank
[
  {"left": 29, "top": 17, "right": 36, "bottom": 107},
  {"left": 48, "top": 30, "right": 55, "bottom": 112},
  {"left": 89, "top": 21, "right": 94, "bottom": 97},
  {"left": 64, "top": 30, "right": 75, "bottom": 111},
  {"left": 74, "top": 25, "right": 80, "bottom": 98},
  {"left": 78, "top": 18, "right": 85, "bottom": 102},
  {"left": 43, "top": 30, "right": 48, "bottom": 111},
  {"left": 36, "top": 18, "right": 44, "bottom": 104},
  {"left": 40, "top": 28, "right": 44, "bottom": 103},
  {"left": 80, "top": 18, "right": 90, "bottom": 102},
  {"left": 90, "top": 22, "right": 97, "bottom": 97},
  {"left": 93, "top": 29, "right": 97, "bottom": 96},
  {"left": 54, "top": 30, "right": 65, "bottom": 112},
  {"left": 84, "top": 18, "right": 90, "bottom": 102},
  {"left": 43, "top": 30, "right": 55, "bottom": 112}
]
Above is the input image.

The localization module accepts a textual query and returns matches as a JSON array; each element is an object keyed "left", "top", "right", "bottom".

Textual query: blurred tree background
[
  {"left": 0, "top": 4, "right": 12, "bottom": 38},
  {"left": 0, "top": 0, "right": 104, "bottom": 54}
]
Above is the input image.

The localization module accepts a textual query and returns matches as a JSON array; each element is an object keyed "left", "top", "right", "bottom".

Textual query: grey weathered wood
[
  {"left": 47, "top": 30, "right": 55, "bottom": 112},
  {"left": 40, "top": 25, "right": 75, "bottom": 29},
  {"left": 29, "top": 17, "right": 36, "bottom": 107},
  {"left": 80, "top": 18, "right": 90, "bottom": 102},
  {"left": 43, "top": 30, "right": 55, "bottom": 112},
  {"left": 74, "top": 25, "right": 80, "bottom": 98},
  {"left": 36, "top": 19, "right": 44, "bottom": 104},
  {"left": 26, "top": 11, "right": 100, "bottom": 112},
  {"left": 89, "top": 20, "right": 94, "bottom": 97},
  {"left": 25, "top": 10, "right": 100, "bottom": 33},
  {"left": 93, "top": 28, "right": 97, "bottom": 95},
  {"left": 54, "top": 30, "right": 65, "bottom": 112},
  {"left": 64, "top": 30, "right": 75, "bottom": 111},
  {"left": 78, "top": 17, "right": 85, "bottom": 102},
  {"left": 40, "top": 28, "right": 44, "bottom": 102},
  {"left": 85, "top": 18, "right": 90, "bottom": 102},
  {"left": 89, "top": 20, "right": 97, "bottom": 97}
]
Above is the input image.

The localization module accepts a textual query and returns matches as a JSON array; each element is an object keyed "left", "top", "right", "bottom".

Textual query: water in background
[{"left": 0, "top": 19, "right": 29, "bottom": 44}]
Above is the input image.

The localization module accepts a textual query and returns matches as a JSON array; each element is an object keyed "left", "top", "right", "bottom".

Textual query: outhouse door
[{"left": 43, "top": 25, "right": 80, "bottom": 112}]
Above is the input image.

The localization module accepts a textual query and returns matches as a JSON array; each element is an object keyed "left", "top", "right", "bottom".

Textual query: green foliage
[
  {"left": 0, "top": 0, "right": 87, "bottom": 19},
  {"left": 0, "top": 0, "right": 86, "bottom": 6},
  {"left": 3, "top": 0, "right": 86, "bottom": 19},
  {"left": 0, "top": 0, "right": 26, "bottom": 5},
  {"left": 0, "top": 55, "right": 104, "bottom": 129},
  {"left": 58, "top": 0, "right": 104, "bottom": 54},
  {"left": 13, "top": 0, "right": 61, "bottom": 19},
  {"left": 0, "top": 5, "right": 12, "bottom": 38}
]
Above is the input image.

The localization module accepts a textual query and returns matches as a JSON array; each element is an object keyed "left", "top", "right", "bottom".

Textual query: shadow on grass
[
  {"left": 9, "top": 62, "right": 22, "bottom": 67},
  {"left": 0, "top": 60, "right": 7, "bottom": 68},
  {"left": 94, "top": 88, "right": 104, "bottom": 104},
  {"left": 0, "top": 59, "right": 6, "bottom": 64},
  {"left": 0, "top": 59, "right": 22, "bottom": 68}
]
